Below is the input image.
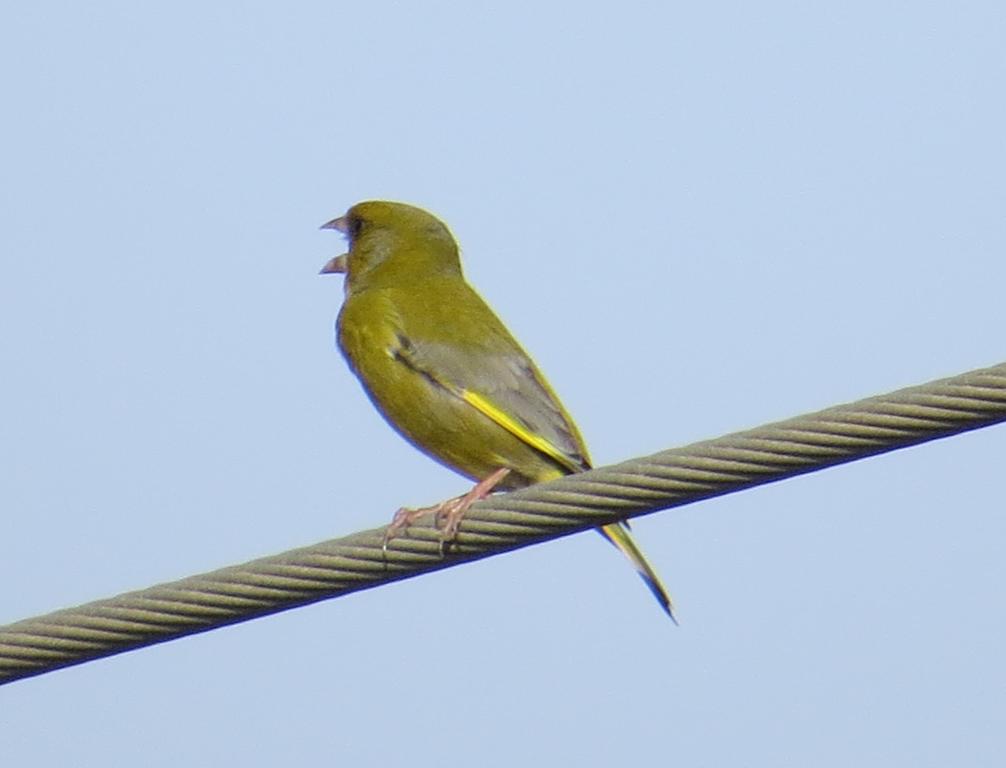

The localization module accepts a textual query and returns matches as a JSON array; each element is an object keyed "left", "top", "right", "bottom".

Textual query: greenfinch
[{"left": 321, "top": 201, "right": 674, "bottom": 619}]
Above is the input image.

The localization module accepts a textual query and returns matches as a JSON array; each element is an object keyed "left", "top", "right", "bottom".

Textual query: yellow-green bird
[{"left": 321, "top": 200, "right": 674, "bottom": 619}]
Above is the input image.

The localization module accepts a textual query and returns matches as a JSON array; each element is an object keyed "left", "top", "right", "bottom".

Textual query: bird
[{"left": 320, "top": 200, "right": 675, "bottom": 619}]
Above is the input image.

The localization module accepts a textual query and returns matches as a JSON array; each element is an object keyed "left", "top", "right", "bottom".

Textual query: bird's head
[{"left": 320, "top": 201, "right": 462, "bottom": 292}]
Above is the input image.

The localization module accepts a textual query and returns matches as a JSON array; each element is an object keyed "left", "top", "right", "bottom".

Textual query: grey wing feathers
[{"left": 415, "top": 337, "right": 589, "bottom": 468}]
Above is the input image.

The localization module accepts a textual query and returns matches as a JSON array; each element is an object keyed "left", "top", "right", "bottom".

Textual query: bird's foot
[
  {"left": 435, "top": 468, "right": 510, "bottom": 550},
  {"left": 383, "top": 503, "right": 441, "bottom": 551},
  {"left": 381, "top": 468, "right": 510, "bottom": 554}
]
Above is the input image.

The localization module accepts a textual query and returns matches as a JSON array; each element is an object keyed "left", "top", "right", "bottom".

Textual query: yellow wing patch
[{"left": 459, "top": 389, "right": 581, "bottom": 474}]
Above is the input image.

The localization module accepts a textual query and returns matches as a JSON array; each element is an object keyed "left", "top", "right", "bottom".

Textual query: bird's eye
[{"left": 349, "top": 216, "right": 365, "bottom": 239}]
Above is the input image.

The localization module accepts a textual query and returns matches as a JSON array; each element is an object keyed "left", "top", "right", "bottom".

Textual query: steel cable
[{"left": 1, "top": 362, "right": 1004, "bottom": 685}]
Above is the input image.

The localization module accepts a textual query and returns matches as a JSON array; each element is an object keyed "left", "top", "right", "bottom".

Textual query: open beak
[
  {"left": 320, "top": 214, "right": 349, "bottom": 233},
  {"left": 320, "top": 214, "right": 350, "bottom": 274},
  {"left": 319, "top": 253, "right": 348, "bottom": 274}
]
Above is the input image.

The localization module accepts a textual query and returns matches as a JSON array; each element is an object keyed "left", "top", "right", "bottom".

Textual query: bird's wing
[
  {"left": 381, "top": 283, "right": 591, "bottom": 475},
  {"left": 393, "top": 329, "right": 590, "bottom": 475}
]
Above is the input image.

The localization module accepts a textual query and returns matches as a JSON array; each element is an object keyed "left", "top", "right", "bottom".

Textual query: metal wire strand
[{"left": 2, "top": 363, "right": 1004, "bottom": 685}]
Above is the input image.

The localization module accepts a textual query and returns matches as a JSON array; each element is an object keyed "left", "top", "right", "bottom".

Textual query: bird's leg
[
  {"left": 382, "top": 467, "right": 510, "bottom": 553},
  {"left": 436, "top": 467, "right": 510, "bottom": 545}
]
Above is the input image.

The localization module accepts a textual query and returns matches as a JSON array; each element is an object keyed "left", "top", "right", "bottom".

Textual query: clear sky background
[{"left": 2, "top": 3, "right": 1004, "bottom": 766}]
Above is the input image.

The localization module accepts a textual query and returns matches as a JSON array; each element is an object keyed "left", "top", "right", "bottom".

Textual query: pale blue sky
[{"left": 2, "top": 3, "right": 1004, "bottom": 766}]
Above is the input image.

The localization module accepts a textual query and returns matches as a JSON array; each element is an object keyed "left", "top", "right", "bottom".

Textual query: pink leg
[
  {"left": 382, "top": 468, "right": 511, "bottom": 553},
  {"left": 436, "top": 467, "right": 511, "bottom": 543}
]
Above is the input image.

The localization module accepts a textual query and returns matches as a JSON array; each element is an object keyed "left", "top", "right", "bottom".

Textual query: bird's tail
[{"left": 599, "top": 523, "right": 677, "bottom": 623}]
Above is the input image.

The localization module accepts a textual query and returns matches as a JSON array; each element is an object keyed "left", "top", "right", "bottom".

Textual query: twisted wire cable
[{"left": 2, "top": 362, "right": 1004, "bottom": 685}]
